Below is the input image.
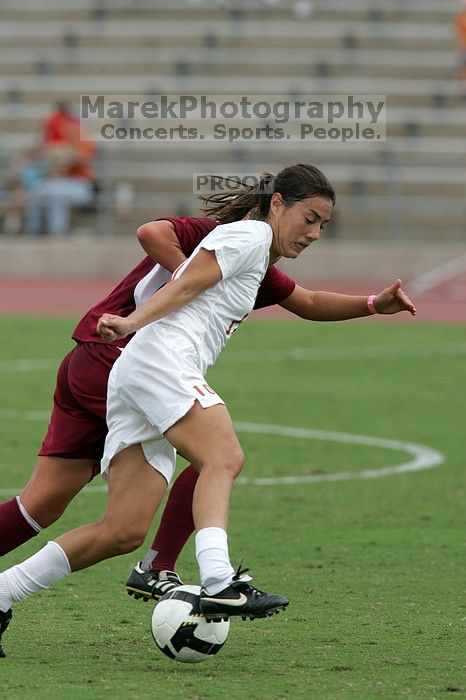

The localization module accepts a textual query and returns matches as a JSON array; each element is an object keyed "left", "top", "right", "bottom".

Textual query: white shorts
[{"left": 101, "top": 324, "right": 224, "bottom": 484}]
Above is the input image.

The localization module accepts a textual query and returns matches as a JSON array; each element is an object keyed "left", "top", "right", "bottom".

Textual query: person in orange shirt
[
  {"left": 43, "top": 101, "right": 96, "bottom": 182},
  {"left": 24, "top": 102, "right": 97, "bottom": 236},
  {"left": 43, "top": 101, "right": 80, "bottom": 146},
  {"left": 455, "top": 0, "right": 466, "bottom": 91}
]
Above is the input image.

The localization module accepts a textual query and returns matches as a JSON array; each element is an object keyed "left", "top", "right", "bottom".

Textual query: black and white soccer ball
[{"left": 151, "top": 584, "right": 230, "bottom": 663}]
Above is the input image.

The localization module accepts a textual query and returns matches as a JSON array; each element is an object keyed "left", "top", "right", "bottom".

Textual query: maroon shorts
[{"left": 39, "top": 342, "right": 122, "bottom": 464}]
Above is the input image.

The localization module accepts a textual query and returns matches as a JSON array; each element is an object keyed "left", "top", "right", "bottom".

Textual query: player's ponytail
[
  {"left": 199, "top": 172, "right": 275, "bottom": 224},
  {"left": 200, "top": 164, "right": 335, "bottom": 224}
]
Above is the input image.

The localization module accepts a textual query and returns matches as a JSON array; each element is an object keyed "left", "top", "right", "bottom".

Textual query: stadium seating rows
[{"left": 0, "top": 0, "right": 464, "bottom": 240}]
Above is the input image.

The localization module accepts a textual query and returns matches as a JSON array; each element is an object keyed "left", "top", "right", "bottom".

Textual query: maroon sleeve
[
  {"left": 72, "top": 217, "right": 218, "bottom": 345},
  {"left": 254, "top": 265, "right": 296, "bottom": 309},
  {"left": 156, "top": 217, "right": 217, "bottom": 256}
]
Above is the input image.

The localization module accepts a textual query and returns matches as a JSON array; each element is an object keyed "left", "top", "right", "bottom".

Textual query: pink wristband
[{"left": 367, "top": 295, "right": 378, "bottom": 315}]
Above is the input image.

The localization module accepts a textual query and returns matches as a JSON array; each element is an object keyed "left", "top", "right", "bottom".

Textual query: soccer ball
[{"left": 151, "top": 584, "right": 230, "bottom": 663}]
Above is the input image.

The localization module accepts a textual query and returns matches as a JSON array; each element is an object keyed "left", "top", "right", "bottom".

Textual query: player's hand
[
  {"left": 97, "top": 314, "right": 134, "bottom": 342},
  {"left": 374, "top": 279, "right": 416, "bottom": 316}
]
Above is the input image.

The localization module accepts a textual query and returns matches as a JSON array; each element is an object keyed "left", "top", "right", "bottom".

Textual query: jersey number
[
  {"left": 193, "top": 383, "right": 215, "bottom": 397},
  {"left": 226, "top": 313, "right": 249, "bottom": 336}
]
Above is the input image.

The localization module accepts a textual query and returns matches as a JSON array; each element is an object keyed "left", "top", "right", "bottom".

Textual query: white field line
[
  {"left": 0, "top": 409, "right": 49, "bottom": 421},
  {"left": 407, "top": 252, "right": 466, "bottom": 297},
  {"left": 0, "top": 358, "right": 59, "bottom": 372},
  {"left": 0, "top": 416, "right": 444, "bottom": 495},
  {"left": 219, "top": 342, "right": 466, "bottom": 365},
  {"left": 2, "top": 342, "right": 466, "bottom": 373},
  {"left": 235, "top": 422, "right": 443, "bottom": 485}
]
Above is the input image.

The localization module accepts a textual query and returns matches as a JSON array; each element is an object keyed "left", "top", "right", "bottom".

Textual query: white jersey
[
  {"left": 101, "top": 219, "right": 272, "bottom": 481},
  {"left": 135, "top": 219, "right": 272, "bottom": 374}
]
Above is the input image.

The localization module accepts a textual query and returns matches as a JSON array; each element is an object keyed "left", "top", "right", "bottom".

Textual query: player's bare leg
[
  {"left": 125, "top": 465, "right": 198, "bottom": 600},
  {"left": 164, "top": 402, "right": 289, "bottom": 621},
  {"left": 0, "top": 456, "right": 97, "bottom": 556},
  {"left": 55, "top": 445, "right": 167, "bottom": 570},
  {"left": 0, "top": 445, "right": 167, "bottom": 657},
  {"left": 165, "top": 402, "right": 243, "bottom": 531},
  {"left": 21, "top": 456, "right": 97, "bottom": 527}
]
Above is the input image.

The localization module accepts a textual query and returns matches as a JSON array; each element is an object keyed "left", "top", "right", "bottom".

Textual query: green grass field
[{"left": 0, "top": 316, "right": 464, "bottom": 700}]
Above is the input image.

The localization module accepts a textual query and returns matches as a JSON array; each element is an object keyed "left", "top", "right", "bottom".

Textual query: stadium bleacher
[{"left": 0, "top": 0, "right": 464, "bottom": 242}]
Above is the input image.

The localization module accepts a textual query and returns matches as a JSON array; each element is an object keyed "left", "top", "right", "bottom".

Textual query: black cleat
[
  {"left": 0, "top": 608, "right": 12, "bottom": 658},
  {"left": 126, "top": 563, "right": 183, "bottom": 601},
  {"left": 200, "top": 566, "right": 289, "bottom": 621}
]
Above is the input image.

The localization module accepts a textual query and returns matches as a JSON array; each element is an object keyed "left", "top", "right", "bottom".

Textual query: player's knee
[
  {"left": 234, "top": 447, "right": 245, "bottom": 477},
  {"left": 110, "top": 528, "right": 147, "bottom": 555},
  {"left": 218, "top": 446, "right": 245, "bottom": 479}
]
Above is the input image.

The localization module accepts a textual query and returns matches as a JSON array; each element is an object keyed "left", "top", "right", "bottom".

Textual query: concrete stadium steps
[
  {"left": 99, "top": 144, "right": 466, "bottom": 170},
  {"left": 2, "top": 132, "right": 465, "bottom": 171},
  {"left": 0, "top": 34, "right": 456, "bottom": 54},
  {"left": 0, "top": 0, "right": 458, "bottom": 24},
  {"left": 0, "top": 46, "right": 457, "bottom": 73},
  {"left": 68, "top": 199, "right": 464, "bottom": 242},
  {"left": 74, "top": 162, "right": 464, "bottom": 198},
  {"left": 0, "top": 8, "right": 458, "bottom": 24},
  {"left": 311, "top": 0, "right": 458, "bottom": 23},
  {"left": 1, "top": 78, "right": 462, "bottom": 113},
  {"left": 0, "top": 46, "right": 455, "bottom": 65},
  {"left": 0, "top": 2, "right": 293, "bottom": 22},
  {"left": 0, "top": 0, "right": 463, "bottom": 242},
  {"left": 0, "top": 8, "right": 293, "bottom": 22},
  {"left": 326, "top": 218, "right": 465, "bottom": 242},
  {"left": 114, "top": 192, "right": 466, "bottom": 221},
  {"left": 0, "top": 53, "right": 456, "bottom": 82},
  {"left": 0, "top": 20, "right": 456, "bottom": 50},
  {"left": 2, "top": 235, "right": 462, "bottom": 283},
  {"left": 109, "top": 180, "right": 464, "bottom": 200},
  {"left": 91, "top": 166, "right": 466, "bottom": 196},
  {"left": 1, "top": 99, "right": 463, "bottom": 166},
  {"left": 1, "top": 114, "right": 464, "bottom": 141},
  {"left": 0, "top": 0, "right": 458, "bottom": 13}
]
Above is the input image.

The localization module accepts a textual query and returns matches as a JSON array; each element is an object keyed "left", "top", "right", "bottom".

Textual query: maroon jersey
[
  {"left": 72, "top": 216, "right": 296, "bottom": 347},
  {"left": 43, "top": 217, "right": 296, "bottom": 461}
]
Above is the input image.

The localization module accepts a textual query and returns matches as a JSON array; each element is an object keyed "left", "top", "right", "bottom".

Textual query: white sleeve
[{"left": 200, "top": 223, "right": 271, "bottom": 279}]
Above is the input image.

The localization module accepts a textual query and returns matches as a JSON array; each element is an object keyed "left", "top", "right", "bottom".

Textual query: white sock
[
  {"left": 195, "top": 527, "right": 234, "bottom": 595},
  {"left": 141, "top": 549, "right": 158, "bottom": 572},
  {"left": 16, "top": 495, "right": 42, "bottom": 532},
  {"left": 0, "top": 541, "right": 71, "bottom": 612}
]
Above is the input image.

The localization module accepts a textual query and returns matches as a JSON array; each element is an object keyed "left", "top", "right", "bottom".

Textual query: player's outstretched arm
[
  {"left": 280, "top": 278, "right": 416, "bottom": 321},
  {"left": 97, "top": 249, "right": 222, "bottom": 342},
  {"left": 137, "top": 219, "right": 187, "bottom": 270}
]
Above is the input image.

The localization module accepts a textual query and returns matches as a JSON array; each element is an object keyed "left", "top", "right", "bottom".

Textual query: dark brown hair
[{"left": 200, "top": 163, "right": 335, "bottom": 224}]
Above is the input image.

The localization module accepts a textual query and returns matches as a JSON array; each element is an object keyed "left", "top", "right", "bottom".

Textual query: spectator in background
[
  {"left": 2, "top": 177, "right": 27, "bottom": 236},
  {"left": 24, "top": 102, "right": 97, "bottom": 236},
  {"left": 114, "top": 181, "right": 135, "bottom": 220},
  {"left": 2, "top": 147, "right": 46, "bottom": 236},
  {"left": 455, "top": 0, "right": 466, "bottom": 95},
  {"left": 42, "top": 100, "right": 96, "bottom": 182},
  {"left": 43, "top": 101, "right": 80, "bottom": 146}
]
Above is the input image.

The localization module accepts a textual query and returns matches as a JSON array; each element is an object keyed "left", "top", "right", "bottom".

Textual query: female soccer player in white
[{"left": 0, "top": 164, "right": 415, "bottom": 650}]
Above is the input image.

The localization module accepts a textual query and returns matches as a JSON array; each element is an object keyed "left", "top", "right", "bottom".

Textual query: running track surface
[{"left": 0, "top": 278, "right": 464, "bottom": 323}]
